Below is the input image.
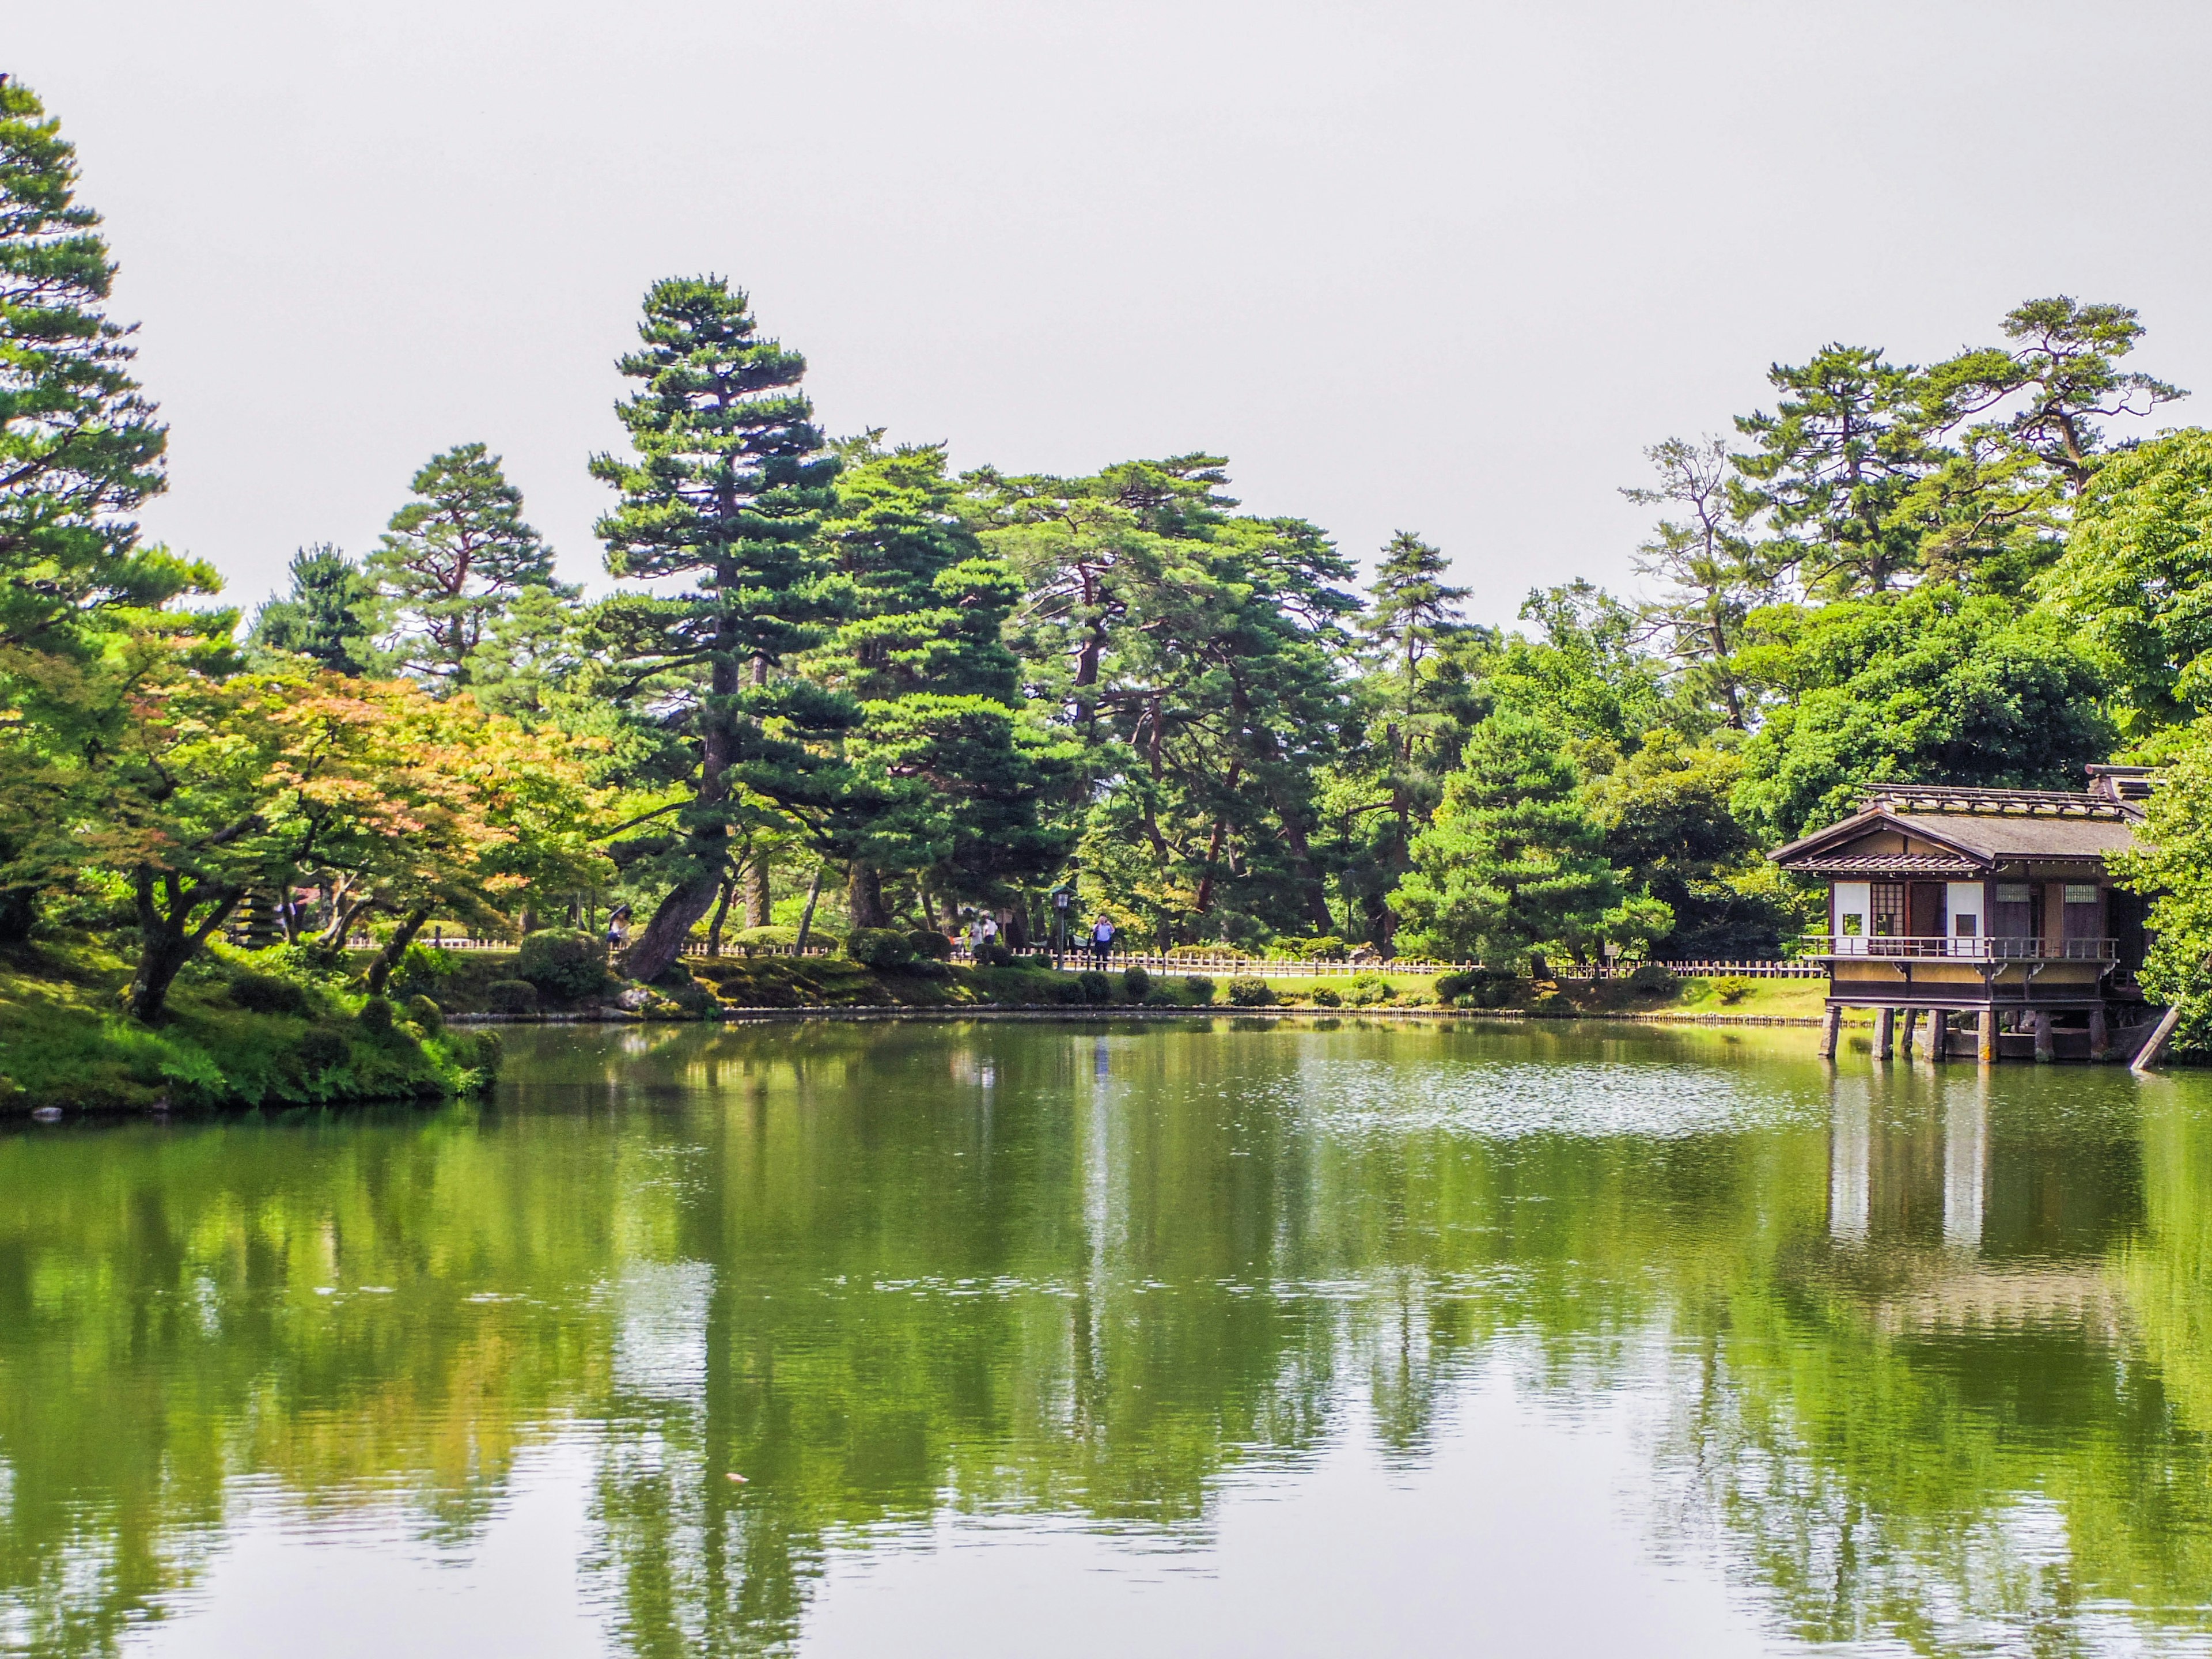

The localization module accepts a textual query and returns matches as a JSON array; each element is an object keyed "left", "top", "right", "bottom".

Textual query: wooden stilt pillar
[
  {"left": 1876, "top": 1006, "right": 1895, "bottom": 1060},
  {"left": 2032, "top": 1009, "right": 2055, "bottom": 1063},
  {"left": 1930, "top": 1009, "right": 1949, "bottom": 1061},
  {"left": 1900, "top": 1007, "right": 1920, "bottom": 1059},
  {"left": 2089, "top": 1005, "right": 2110, "bottom": 1061},
  {"left": 1819, "top": 1005, "right": 1842, "bottom": 1060},
  {"left": 1978, "top": 1009, "right": 1998, "bottom": 1064}
]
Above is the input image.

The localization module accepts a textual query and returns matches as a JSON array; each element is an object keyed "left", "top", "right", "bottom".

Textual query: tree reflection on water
[{"left": 0, "top": 1019, "right": 2204, "bottom": 1657}]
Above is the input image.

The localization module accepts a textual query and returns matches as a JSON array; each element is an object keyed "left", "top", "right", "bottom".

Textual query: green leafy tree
[
  {"left": 2040, "top": 428, "right": 2212, "bottom": 736},
  {"left": 1732, "top": 586, "right": 2114, "bottom": 842},
  {"left": 1389, "top": 709, "right": 1667, "bottom": 965},
  {"left": 367, "top": 444, "right": 569, "bottom": 688},
  {"left": 589, "top": 276, "right": 850, "bottom": 981},
  {"left": 247, "top": 543, "right": 380, "bottom": 675},
  {"left": 1487, "top": 580, "right": 1677, "bottom": 753},
  {"left": 1585, "top": 740, "right": 1804, "bottom": 957},
  {"left": 2114, "top": 717, "right": 2212, "bottom": 1052}
]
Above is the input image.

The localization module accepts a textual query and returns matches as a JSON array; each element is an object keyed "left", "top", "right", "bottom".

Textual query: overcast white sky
[{"left": 14, "top": 1, "right": 2212, "bottom": 626}]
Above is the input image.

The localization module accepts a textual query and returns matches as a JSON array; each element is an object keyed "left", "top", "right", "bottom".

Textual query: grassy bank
[
  {"left": 0, "top": 941, "right": 501, "bottom": 1116},
  {"left": 401, "top": 949, "right": 1842, "bottom": 1022}
]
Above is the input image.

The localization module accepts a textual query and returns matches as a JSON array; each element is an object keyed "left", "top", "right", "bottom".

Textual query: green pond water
[{"left": 3, "top": 1016, "right": 2211, "bottom": 1657}]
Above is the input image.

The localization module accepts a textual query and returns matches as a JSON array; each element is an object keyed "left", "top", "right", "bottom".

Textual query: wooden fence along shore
[{"left": 387, "top": 935, "right": 1823, "bottom": 981}]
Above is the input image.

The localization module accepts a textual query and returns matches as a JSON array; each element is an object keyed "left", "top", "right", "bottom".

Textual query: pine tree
[
  {"left": 0, "top": 77, "right": 180, "bottom": 650},
  {"left": 1343, "top": 531, "right": 1474, "bottom": 943},
  {"left": 810, "top": 441, "right": 1073, "bottom": 923},
  {"left": 589, "top": 277, "right": 849, "bottom": 980},
  {"left": 248, "top": 544, "right": 379, "bottom": 675},
  {"left": 0, "top": 77, "right": 212, "bottom": 943},
  {"left": 1389, "top": 710, "right": 1664, "bottom": 965},
  {"left": 368, "top": 444, "right": 567, "bottom": 688}
]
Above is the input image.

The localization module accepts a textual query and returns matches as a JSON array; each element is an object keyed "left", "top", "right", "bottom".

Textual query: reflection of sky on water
[{"left": 1294, "top": 1054, "right": 1832, "bottom": 1142}]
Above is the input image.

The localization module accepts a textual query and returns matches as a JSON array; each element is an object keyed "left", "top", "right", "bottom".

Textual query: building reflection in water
[{"left": 1828, "top": 1073, "right": 1990, "bottom": 1255}]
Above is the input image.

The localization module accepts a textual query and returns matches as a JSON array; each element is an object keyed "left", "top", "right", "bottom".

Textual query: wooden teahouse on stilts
[{"left": 1768, "top": 766, "right": 2158, "bottom": 1062}]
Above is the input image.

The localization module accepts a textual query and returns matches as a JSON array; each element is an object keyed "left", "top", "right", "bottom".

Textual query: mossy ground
[{"left": 0, "top": 940, "right": 500, "bottom": 1116}]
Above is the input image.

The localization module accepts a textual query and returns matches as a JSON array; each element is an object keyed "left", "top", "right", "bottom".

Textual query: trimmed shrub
[
  {"left": 1627, "top": 963, "right": 1678, "bottom": 994},
  {"left": 228, "top": 972, "right": 308, "bottom": 1016},
  {"left": 1227, "top": 976, "right": 1274, "bottom": 1006},
  {"left": 357, "top": 997, "right": 396, "bottom": 1035},
  {"left": 1527, "top": 988, "right": 1575, "bottom": 1018},
  {"left": 973, "top": 940, "right": 1014, "bottom": 968},
  {"left": 517, "top": 929, "right": 608, "bottom": 1000},
  {"left": 846, "top": 927, "right": 917, "bottom": 970},
  {"left": 1122, "top": 965, "right": 1151, "bottom": 1000},
  {"left": 1142, "top": 986, "right": 1183, "bottom": 1007},
  {"left": 1435, "top": 968, "right": 1516, "bottom": 1008},
  {"left": 1185, "top": 975, "right": 1216, "bottom": 1002},
  {"left": 1290, "top": 935, "right": 1347, "bottom": 961},
  {"left": 728, "top": 925, "right": 800, "bottom": 955},
  {"left": 1347, "top": 974, "right": 1395, "bottom": 1007},
  {"left": 1049, "top": 975, "right": 1087, "bottom": 1004},
  {"left": 487, "top": 979, "right": 540, "bottom": 1015},
  {"left": 1309, "top": 984, "right": 1343, "bottom": 1007},
  {"left": 908, "top": 929, "right": 954, "bottom": 960},
  {"left": 404, "top": 994, "right": 445, "bottom": 1036},
  {"left": 1712, "top": 974, "right": 1755, "bottom": 1005},
  {"left": 1077, "top": 970, "right": 1113, "bottom": 1003},
  {"left": 296, "top": 1027, "right": 349, "bottom": 1072}
]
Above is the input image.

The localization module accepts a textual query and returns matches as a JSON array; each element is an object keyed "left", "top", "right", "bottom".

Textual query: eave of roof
[
  {"left": 1771, "top": 800, "right": 2140, "bottom": 869},
  {"left": 1770, "top": 806, "right": 1997, "bottom": 869},
  {"left": 1793, "top": 854, "right": 1983, "bottom": 876}
]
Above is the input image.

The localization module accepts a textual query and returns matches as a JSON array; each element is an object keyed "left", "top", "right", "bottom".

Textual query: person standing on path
[{"left": 1090, "top": 914, "right": 1115, "bottom": 968}]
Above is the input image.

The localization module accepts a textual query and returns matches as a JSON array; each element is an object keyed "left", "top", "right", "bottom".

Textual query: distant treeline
[{"left": 10, "top": 76, "right": 2212, "bottom": 1035}]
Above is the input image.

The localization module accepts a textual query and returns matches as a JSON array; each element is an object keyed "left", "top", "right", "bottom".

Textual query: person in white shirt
[{"left": 1089, "top": 914, "right": 1115, "bottom": 967}]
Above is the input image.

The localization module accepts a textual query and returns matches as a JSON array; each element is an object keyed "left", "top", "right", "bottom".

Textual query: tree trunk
[
  {"left": 365, "top": 905, "right": 433, "bottom": 997},
  {"left": 706, "top": 869, "right": 738, "bottom": 956},
  {"left": 847, "top": 861, "right": 891, "bottom": 930},
  {"left": 623, "top": 632, "right": 742, "bottom": 984},
  {"left": 127, "top": 868, "right": 244, "bottom": 1023},
  {"left": 744, "top": 857, "right": 771, "bottom": 928},
  {"left": 793, "top": 864, "right": 825, "bottom": 952}
]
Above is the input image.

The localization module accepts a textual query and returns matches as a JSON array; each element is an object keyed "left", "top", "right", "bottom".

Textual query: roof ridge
[{"left": 1862, "top": 782, "right": 2132, "bottom": 821}]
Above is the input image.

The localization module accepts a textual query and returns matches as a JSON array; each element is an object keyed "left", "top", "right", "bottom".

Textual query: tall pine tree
[
  {"left": 0, "top": 77, "right": 213, "bottom": 942},
  {"left": 809, "top": 441, "right": 1073, "bottom": 925},
  {"left": 589, "top": 277, "right": 849, "bottom": 980},
  {"left": 248, "top": 544, "right": 378, "bottom": 675},
  {"left": 368, "top": 443, "right": 567, "bottom": 688},
  {"left": 1389, "top": 710, "right": 1665, "bottom": 965}
]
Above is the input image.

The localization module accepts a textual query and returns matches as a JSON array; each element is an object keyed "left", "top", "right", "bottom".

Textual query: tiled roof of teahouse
[
  {"left": 1793, "top": 854, "right": 1983, "bottom": 876},
  {"left": 1863, "top": 783, "right": 2139, "bottom": 821},
  {"left": 1770, "top": 782, "right": 2144, "bottom": 869}
]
